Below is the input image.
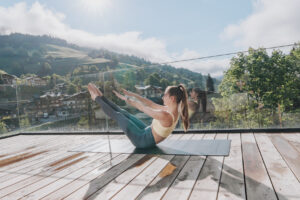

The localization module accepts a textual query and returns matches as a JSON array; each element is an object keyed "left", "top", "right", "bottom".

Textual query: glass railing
[
  {"left": 1, "top": 65, "right": 299, "bottom": 138},
  {"left": 0, "top": 83, "right": 19, "bottom": 137}
]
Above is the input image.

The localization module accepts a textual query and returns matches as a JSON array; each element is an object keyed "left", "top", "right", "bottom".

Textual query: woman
[
  {"left": 188, "top": 88, "right": 207, "bottom": 119},
  {"left": 88, "top": 83, "right": 189, "bottom": 148}
]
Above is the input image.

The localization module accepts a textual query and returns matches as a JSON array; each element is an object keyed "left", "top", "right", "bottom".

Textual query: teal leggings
[{"left": 95, "top": 96, "right": 156, "bottom": 148}]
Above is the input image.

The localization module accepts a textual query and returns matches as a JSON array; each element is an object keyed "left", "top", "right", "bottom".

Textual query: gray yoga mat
[{"left": 69, "top": 139, "right": 231, "bottom": 156}]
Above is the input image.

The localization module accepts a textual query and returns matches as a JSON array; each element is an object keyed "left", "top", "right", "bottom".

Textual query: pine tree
[{"left": 206, "top": 74, "right": 214, "bottom": 92}]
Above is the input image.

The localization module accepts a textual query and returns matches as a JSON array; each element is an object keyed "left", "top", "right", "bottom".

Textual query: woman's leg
[
  {"left": 99, "top": 96, "right": 147, "bottom": 129},
  {"left": 95, "top": 96, "right": 155, "bottom": 148}
]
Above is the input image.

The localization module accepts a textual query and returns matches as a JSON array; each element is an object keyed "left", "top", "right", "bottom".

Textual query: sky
[{"left": 0, "top": 0, "right": 299, "bottom": 77}]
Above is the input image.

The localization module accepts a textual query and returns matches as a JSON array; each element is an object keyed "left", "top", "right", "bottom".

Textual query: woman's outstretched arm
[
  {"left": 113, "top": 90, "right": 173, "bottom": 126},
  {"left": 122, "top": 89, "right": 165, "bottom": 110}
]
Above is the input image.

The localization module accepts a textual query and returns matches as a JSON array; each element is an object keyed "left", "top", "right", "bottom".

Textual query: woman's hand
[
  {"left": 88, "top": 83, "right": 102, "bottom": 101},
  {"left": 113, "top": 90, "right": 127, "bottom": 101}
]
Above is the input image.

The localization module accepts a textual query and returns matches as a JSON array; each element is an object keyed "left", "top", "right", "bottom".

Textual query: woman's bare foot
[{"left": 88, "top": 83, "right": 103, "bottom": 100}]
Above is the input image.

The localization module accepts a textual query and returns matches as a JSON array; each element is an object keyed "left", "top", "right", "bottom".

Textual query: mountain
[{"left": 0, "top": 33, "right": 220, "bottom": 90}]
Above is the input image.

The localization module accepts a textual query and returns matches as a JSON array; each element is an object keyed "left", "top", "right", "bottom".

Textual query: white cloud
[
  {"left": 167, "top": 49, "right": 230, "bottom": 77},
  {"left": 221, "top": 0, "right": 300, "bottom": 48},
  {"left": 0, "top": 2, "right": 228, "bottom": 77},
  {"left": 76, "top": 0, "right": 113, "bottom": 16}
]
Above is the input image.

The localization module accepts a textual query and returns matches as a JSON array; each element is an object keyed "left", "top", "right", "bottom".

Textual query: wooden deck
[{"left": 0, "top": 133, "right": 300, "bottom": 200}]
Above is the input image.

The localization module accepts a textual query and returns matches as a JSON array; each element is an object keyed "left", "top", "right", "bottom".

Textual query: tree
[
  {"left": 67, "top": 83, "right": 77, "bottom": 94},
  {"left": 0, "top": 121, "right": 8, "bottom": 134},
  {"left": 19, "top": 116, "right": 30, "bottom": 128},
  {"left": 264, "top": 50, "right": 300, "bottom": 126},
  {"left": 49, "top": 75, "right": 56, "bottom": 88},
  {"left": 160, "top": 78, "right": 170, "bottom": 90},
  {"left": 38, "top": 62, "right": 52, "bottom": 77},
  {"left": 286, "top": 44, "right": 300, "bottom": 108},
  {"left": 206, "top": 74, "right": 214, "bottom": 92},
  {"left": 89, "top": 65, "right": 99, "bottom": 73},
  {"left": 136, "top": 69, "right": 146, "bottom": 85},
  {"left": 72, "top": 77, "right": 83, "bottom": 91},
  {"left": 144, "top": 72, "right": 160, "bottom": 86},
  {"left": 77, "top": 116, "right": 89, "bottom": 129},
  {"left": 218, "top": 46, "right": 300, "bottom": 127},
  {"left": 123, "top": 70, "right": 136, "bottom": 90},
  {"left": 110, "top": 56, "right": 119, "bottom": 68}
]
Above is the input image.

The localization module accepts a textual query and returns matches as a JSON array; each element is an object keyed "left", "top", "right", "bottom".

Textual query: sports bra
[{"left": 151, "top": 111, "right": 179, "bottom": 138}]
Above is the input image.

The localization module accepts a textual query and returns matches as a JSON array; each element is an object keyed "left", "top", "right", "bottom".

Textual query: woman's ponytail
[
  {"left": 168, "top": 84, "right": 190, "bottom": 132},
  {"left": 178, "top": 84, "right": 189, "bottom": 132}
]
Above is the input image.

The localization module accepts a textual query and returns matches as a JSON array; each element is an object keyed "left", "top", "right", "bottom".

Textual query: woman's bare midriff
[
  {"left": 151, "top": 110, "right": 179, "bottom": 144},
  {"left": 151, "top": 125, "right": 166, "bottom": 144}
]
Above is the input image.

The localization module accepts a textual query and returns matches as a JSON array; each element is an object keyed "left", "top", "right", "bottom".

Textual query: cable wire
[{"left": 160, "top": 43, "right": 299, "bottom": 64}]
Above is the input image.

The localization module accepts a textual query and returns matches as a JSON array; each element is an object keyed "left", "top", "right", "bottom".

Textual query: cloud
[
  {"left": 76, "top": 0, "right": 113, "bottom": 16},
  {"left": 0, "top": 2, "right": 227, "bottom": 77},
  {"left": 168, "top": 49, "right": 230, "bottom": 77},
  {"left": 220, "top": 0, "right": 300, "bottom": 48}
]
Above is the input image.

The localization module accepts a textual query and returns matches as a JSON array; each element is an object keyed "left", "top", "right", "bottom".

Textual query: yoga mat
[{"left": 69, "top": 139, "right": 231, "bottom": 156}]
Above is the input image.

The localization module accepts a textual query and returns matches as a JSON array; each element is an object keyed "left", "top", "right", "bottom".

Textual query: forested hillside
[{"left": 0, "top": 33, "right": 218, "bottom": 90}]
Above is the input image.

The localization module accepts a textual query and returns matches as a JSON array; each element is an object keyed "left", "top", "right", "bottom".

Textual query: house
[
  {"left": 56, "top": 108, "right": 70, "bottom": 118},
  {"left": 0, "top": 72, "right": 17, "bottom": 85},
  {"left": 53, "top": 83, "right": 68, "bottom": 93},
  {"left": 135, "top": 85, "right": 163, "bottom": 98},
  {"left": 25, "top": 92, "right": 64, "bottom": 118},
  {"left": 62, "top": 92, "right": 90, "bottom": 114},
  {"left": 23, "top": 76, "right": 47, "bottom": 86}
]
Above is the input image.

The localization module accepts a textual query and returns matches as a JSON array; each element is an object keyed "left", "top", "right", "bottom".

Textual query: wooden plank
[
  {"left": 47, "top": 135, "right": 106, "bottom": 152},
  {"left": 87, "top": 155, "right": 160, "bottom": 200},
  {"left": 0, "top": 150, "right": 70, "bottom": 183},
  {"left": 65, "top": 134, "right": 185, "bottom": 200},
  {"left": 1, "top": 152, "right": 107, "bottom": 200},
  {"left": 0, "top": 135, "right": 111, "bottom": 184},
  {"left": 241, "top": 133, "right": 277, "bottom": 200},
  {"left": 9, "top": 136, "right": 121, "bottom": 199},
  {"left": 269, "top": 134, "right": 300, "bottom": 182},
  {"left": 0, "top": 135, "right": 98, "bottom": 174},
  {"left": 0, "top": 135, "right": 90, "bottom": 172},
  {"left": 255, "top": 133, "right": 300, "bottom": 200},
  {"left": 135, "top": 155, "right": 190, "bottom": 200},
  {"left": 70, "top": 138, "right": 109, "bottom": 152},
  {"left": 134, "top": 134, "right": 207, "bottom": 200},
  {"left": 281, "top": 134, "right": 300, "bottom": 153},
  {"left": 40, "top": 154, "right": 143, "bottom": 200},
  {"left": 189, "top": 133, "right": 227, "bottom": 200},
  {"left": 0, "top": 135, "right": 90, "bottom": 160},
  {"left": 87, "top": 139, "right": 133, "bottom": 153},
  {"left": 217, "top": 134, "right": 246, "bottom": 200},
  {"left": 0, "top": 135, "right": 24, "bottom": 144},
  {"left": 0, "top": 135, "right": 60, "bottom": 155},
  {"left": 111, "top": 155, "right": 174, "bottom": 200},
  {"left": 0, "top": 135, "right": 65, "bottom": 152},
  {"left": 19, "top": 154, "right": 120, "bottom": 200},
  {"left": 0, "top": 151, "right": 89, "bottom": 197},
  {"left": 214, "top": 134, "right": 227, "bottom": 139},
  {"left": 85, "top": 135, "right": 179, "bottom": 200},
  {"left": 0, "top": 135, "right": 115, "bottom": 175},
  {"left": 107, "top": 134, "right": 187, "bottom": 200},
  {"left": 160, "top": 134, "right": 206, "bottom": 200},
  {"left": 0, "top": 135, "right": 93, "bottom": 176},
  {"left": 122, "top": 135, "right": 190, "bottom": 200},
  {"left": 202, "top": 133, "right": 216, "bottom": 139},
  {"left": 0, "top": 135, "right": 58, "bottom": 149}
]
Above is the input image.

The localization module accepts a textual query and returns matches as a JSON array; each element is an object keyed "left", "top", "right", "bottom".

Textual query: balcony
[
  {"left": 0, "top": 132, "right": 300, "bottom": 199},
  {"left": 1, "top": 67, "right": 300, "bottom": 199}
]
